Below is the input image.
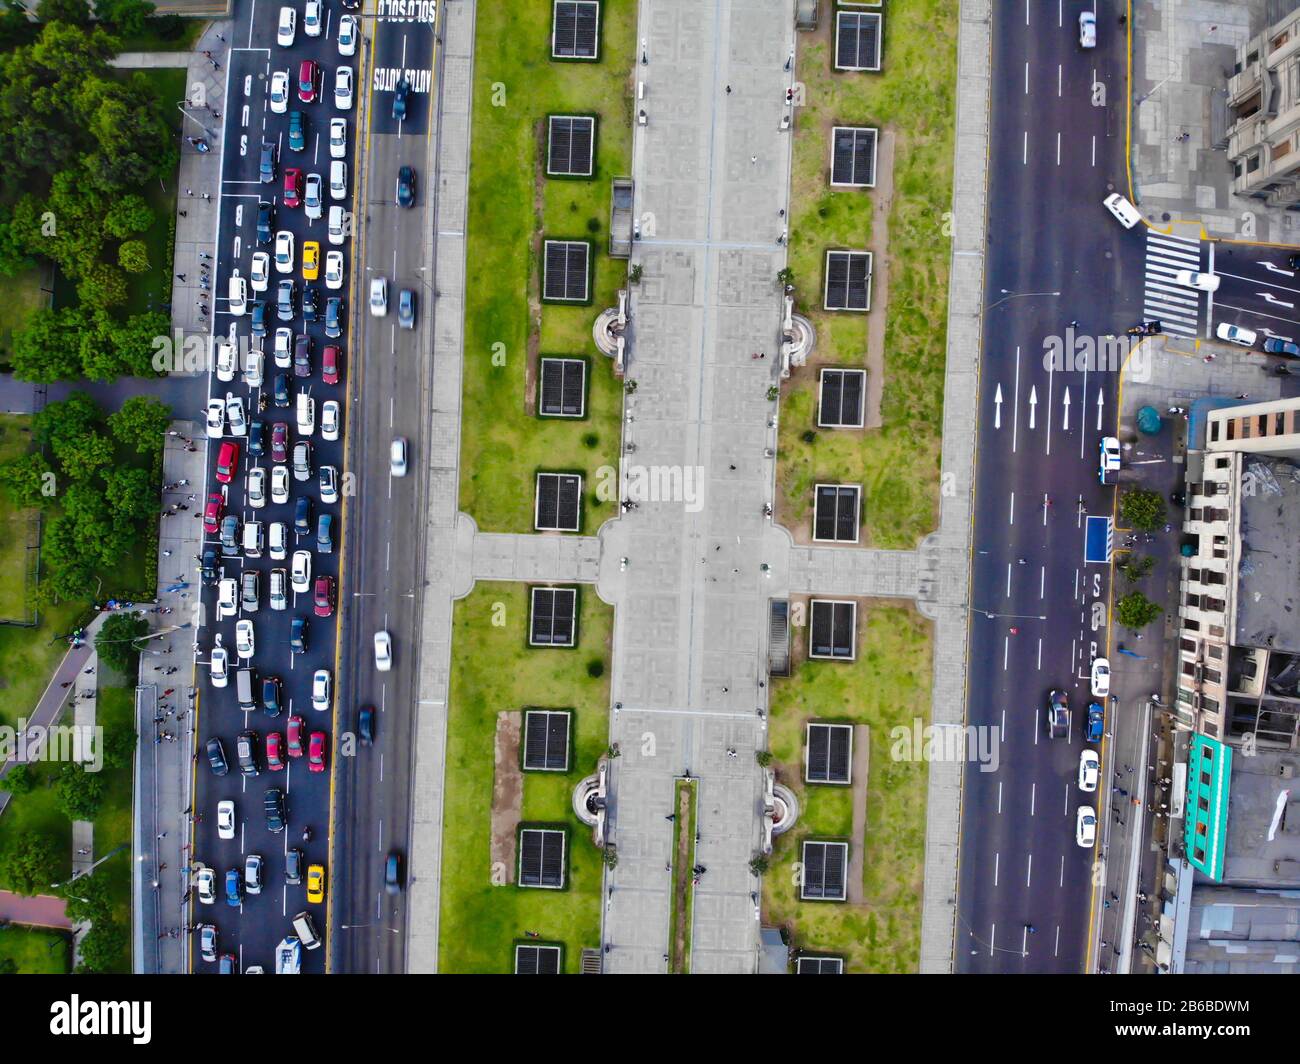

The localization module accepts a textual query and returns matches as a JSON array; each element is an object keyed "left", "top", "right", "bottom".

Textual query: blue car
[
  {"left": 1085, "top": 702, "right": 1104, "bottom": 743},
  {"left": 225, "top": 867, "right": 243, "bottom": 907}
]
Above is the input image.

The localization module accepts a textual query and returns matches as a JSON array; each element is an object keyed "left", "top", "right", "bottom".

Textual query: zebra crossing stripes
[{"left": 1143, "top": 231, "right": 1203, "bottom": 338}]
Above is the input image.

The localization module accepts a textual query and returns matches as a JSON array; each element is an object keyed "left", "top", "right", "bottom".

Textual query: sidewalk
[{"left": 0, "top": 890, "right": 71, "bottom": 929}]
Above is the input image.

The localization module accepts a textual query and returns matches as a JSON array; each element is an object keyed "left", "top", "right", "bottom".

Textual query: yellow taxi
[
  {"left": 302, "top": 240, "right": 320, "bottom": 281},
  {"left": 306, "top": 862, "right": 325, "bottom": 904}
]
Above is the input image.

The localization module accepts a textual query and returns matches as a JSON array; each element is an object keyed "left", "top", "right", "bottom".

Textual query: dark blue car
[{"left": 225, "top": 867, "right": 243, "bottom": 907}]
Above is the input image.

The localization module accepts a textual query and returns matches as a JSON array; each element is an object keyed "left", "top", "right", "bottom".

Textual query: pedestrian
[
  {"left": 202, "top": 192, "right": 211, "bottom": 202},
  {"left": 163, "top": 550, "right": 172, "bottom": 557},
  {"left": 178, "top": 209, "right": 187, "bottom": 218},
  {"left": 158, "top": 863, "right": 167, "bottom": 871},
  {"left": 176, "top": 273, "right": 187, "bottom": 282},
  {"left": 750, "top": 155, "right": 757, "bottom": 164},
  {"left": 185, "top": 188, "right": 193, "bottom": 197},
  {"left": 60, "top": 680, "right": 72, "bottom": 688},
  {"left": 725, "top": 85, "right": 731, "bottom": 94},
  {"left": 1009, "top": 626, "right": 1019, "bottom": 635},
  {"left": 1236, "top": 393, "right": 1250, "bottom": 400},
  {"left": 216, "top": 32, "right": 225, "bottom": 41},
  {"left": 1103, "top": 899, "right": 1111, "bottom": 909},
  {"left": 1110, "top": 892, "right": 1119, "bottom": 902},
  {"left": 157, "top": 831, "right": 167, "bottom": 840},
  {"left": 203, "top": 50, "right": 211, "bottom": 59}
]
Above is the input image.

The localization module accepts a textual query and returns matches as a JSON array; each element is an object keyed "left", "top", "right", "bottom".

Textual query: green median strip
[{"left": 667, "top": 777, "right": 697, "bottom": 974}]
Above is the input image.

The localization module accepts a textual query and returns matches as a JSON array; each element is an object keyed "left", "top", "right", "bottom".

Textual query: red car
[
  {"left": 308, "top": 731, "right": 327, "bottom": 773},
  {"left": 215, "top": 441, "right": 239, "bottom": 484},
  {"left": 271, "top": 422, "right": 289, "bottom": 463},
  {"left": 266, "top": 732, "right": 285, "bottom": 771},
  {"left": 203, "top": 493, "right": 223, "bottom": 534},
  {"left": 313, "top": 575, "right": 335, "bottom": 618},
  {"left": 286, "top": 715, "right": 305, "bottom": 758},
  {"left": 283, "top": 167, "right": 303, "bottom": 208},
  {"left": 297, "top": 59, "right": 318, "bottom": 103},
  {"left": 321, "top": 344, "right": 340, "bottom": 385}
]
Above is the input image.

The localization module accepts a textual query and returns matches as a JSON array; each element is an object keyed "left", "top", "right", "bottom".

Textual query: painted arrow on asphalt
[
  {"left": 1062, "top": 388, "right": 1071, "bottom": 431},
  {"left": 1028, "top": 386, "right": 1038, "bottom": 430},
  {"left": 994, "top": 383, "right": 1003, "bottom": 429},
  {"left": 1096, "top": 389, "right": 1104, "bottom": 431},
  {"left": 1263, "top": 263, "right": 1296, "bottom": 277},
  {"left": 1259, "top": 292, "right": 1297, "bottom": 309}
]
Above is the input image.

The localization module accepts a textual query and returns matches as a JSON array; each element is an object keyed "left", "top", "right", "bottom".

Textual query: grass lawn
[
  {"left": 90, "top": 685, "right": 137, "bottom": 972},
  {"left": 0, "top": 601, "right": 83, "bottom": 729},
  {"left": 112, "top": 17, "right": 207, "bottom": 53},
  {"left": 458, "top": 1, "right": 635, "bottom": 533},
  {"left": 778, "top": 0, "right": 958, "bottom": 549},
  {"left": 0, "top": 925, "right": 72, "bottom": 974},
  {"left": 0, "top": 267, "right": 46, "bottom": 371},
  {"left": 438, "top": 582, "right": 613, "bottom": 973},
  {"left": 0, "top": 414, "right": 38, "bottom": 623},
  {"left": 763, "top": 605, "right": 932, "bottom": 972}
]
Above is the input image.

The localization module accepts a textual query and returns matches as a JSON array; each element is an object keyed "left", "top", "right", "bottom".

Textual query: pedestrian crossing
[{"left": 1142, "top": 231, "right": 1203, "bottom": 338}]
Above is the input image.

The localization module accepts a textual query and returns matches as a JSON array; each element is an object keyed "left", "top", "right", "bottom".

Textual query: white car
[
  {"left": 217, "top": 800, "right": 236, "bottom": 841},
  {"left": 304, "top": 0, "right": 322, "bottom": 36},
  {"left": 1099, "top": 436, "right": 1121, "bottom": 482},
  {"left": 235, "top": 618, "right": 256, "bottom": 660},
  {"left": 370, "top": 276, "right": 388, "bottom": 316},
  {"left": 275, "top": 231, "right": 295, "bottom": 275},
  {"left": 1090, "top": 657, "right": 1111, "bottom": 699},
  {"left": 247, "top": 467, "right": 267, "bottom": 508},
  {"left": 276, "top": 5, "right": 296, "bottom": 46},
  {"left": 291, "top": 549, "right": 312, "bottom": 593},
  {"left": 390, "top": 437, "right": 407, "bottom": 477},
  {"left": 337, "top": 14, "right": 358, "bottom": 56},
  {"left": 196, "top": 865, "right": 217, "bottom": 905},
  {"left": 225, "top": 395, "right": 246, "bottom": 437},
  {"left": 215, "top": 341, "right": 237, "bottom": 382},
  {"left": 319, "top": 465, "right": 339, "bottom": 504},
  {"left": 271, "top": 465, "right": 290, "bottom": 504},
  {"left": 269, "top": 521, "right": 287, "bottom": 560},
  {"left": 296, "top": 393, "right": 315, "bottom": 436},
  {"left": 206, "top": 399, "right": 225, "bottom": 439},
  {"left": 304, "top": 172, "right": 323, "bottom": 221},
  {"left": 324, "top": 250, "right": 344, "bottom": 290},
  {"left": 374, "top": 630, "right": 392, "bottom": 672},
  {"left": 1102, "top": 192, "right": 1141, "bottom": 229},
  {"left": 1076, "top": 805, "right": 1097, "bottom": 848},
  {"left": 1078, "top": 10, "right": 1096, "bottom": 49},
  {"left": 228, "top": 270, "right": 247, "bottom": 316},
  {"left": 269, "top": 567, "right": 287, "bottom": 610},
  {"left": 1174, "top": 269, "right": 1220, "bottom": 292},
  {"left": 329, "top": 160, "right": 347, "bottom": 201},
  {"left": 329, "top": 117, "right": 347, "bottom": 159},
  {"left": 1078, "top": 750, "right": 1100, "bottom": 793},
  {"left": 334, "top": 65, "right": 353, "bottom": 110},
  {"left": 242, "top": 347, "right": 264, "bottom": 389},
  {"left": 210, "top": 634, "right": 229, "bottom": 687},
  {"left": 270, "top": 70, "right": 290, "bottom": 114},
  {"left": 274, "top": 327, "right": 293, "bottom": 369},
  {"left": 312, "top": 665, "right": 332, "bottom": 707},
  {"left": 321, "top": 400, "right": 340, "bottom": 441},
  {"left": 217, "top": 578, "right": 238, "bottom": 619},
  {"left": 249, "top": 251, "right": 271, "bottom": 293},
  {"left": 328, "top": 205, "right": 348, "bottom": 246},
  {"left": 1215, "top": 322, "right": 1258, "bottom": 347}
]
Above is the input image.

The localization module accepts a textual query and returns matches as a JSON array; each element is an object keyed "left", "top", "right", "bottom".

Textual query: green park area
[{"left": 0, "top": 925, "right": 72, "bottom": 974}]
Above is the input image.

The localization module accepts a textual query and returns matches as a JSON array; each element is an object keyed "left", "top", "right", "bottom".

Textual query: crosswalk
[{"left": 1142, "top": 231, "right": 1203, "bottom": 338}]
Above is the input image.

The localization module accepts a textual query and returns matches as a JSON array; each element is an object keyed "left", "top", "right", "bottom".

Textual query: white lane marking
[
  {"left": 1012, "top": 346, "right": 1021, "bottom": 451},
  {"left": 1009, "top": 492, "right": 1015, "bottom": 526}
]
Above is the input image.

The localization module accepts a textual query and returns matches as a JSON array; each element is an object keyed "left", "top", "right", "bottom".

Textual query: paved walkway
[{"left": 0, "top": 891, "right": 71, "bottom": 929}]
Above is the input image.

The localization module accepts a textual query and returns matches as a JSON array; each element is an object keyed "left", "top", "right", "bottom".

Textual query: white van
[
  {"left": 242, "top": 520, "right": 264, "bottom": 559},
  {"left": 296, "top": 392, "right": 316, "bottom": 436},
  {"left": 242, "top": 342, "right": 264, "bottom": 388},
  {"left": 236, "top": 667, "right": 257, "bottom": 712},
  {"left": 1103, "top": 192, "right": 1141, "bottom": 229},
  {"left": 292, "top": 911, "right": 321, "bottom": 950},
  {"left": 328, "top": 205, "right": 348, "bottom": 246}
]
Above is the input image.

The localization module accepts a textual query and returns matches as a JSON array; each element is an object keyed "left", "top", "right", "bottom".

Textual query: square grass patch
[
  {"left": 0, "top": 268, "right": 46, "bottom": 371},
  {"left": 0, "top": 414, "right": 39, "bottom": 623},
  {"left": 0, "top": 925, "right": 72, "bottom": 974}
]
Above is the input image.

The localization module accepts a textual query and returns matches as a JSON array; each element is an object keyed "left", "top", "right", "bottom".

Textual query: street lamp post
[{"left": 984, "top": 289, "right": 1062, "bottom": 315}]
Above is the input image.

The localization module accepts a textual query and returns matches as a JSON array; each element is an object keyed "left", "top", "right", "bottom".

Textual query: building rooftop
[
  {"left": 1181, "top": 886, "right": 1300, "bottom": 975},
  {"left": 1220, "top": 746, "right": 1300, "bottom": 886},
  {"left": 1235, "top": 456, "right": 1300, "bottom": 654}
]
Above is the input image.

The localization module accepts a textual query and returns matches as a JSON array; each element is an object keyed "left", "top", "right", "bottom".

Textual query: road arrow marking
[
  {"left": 1062, "top": 388, "right": 1071, "bottom": 431},
  {"left": 995, "top": 383, "right": 1003, "bottom": 429},
  {"left": 1263, "top": 263, "right": 1296, "bottom": 277},
  {"left": 1260, "top": 292, "right": 1297, "bottom": 309},
  {"left": 1096, "top": 390, "right": 1104, "bottom": 431},
  {"left": 1029, "top": 386, "right": 1038, "bottom": 430}
]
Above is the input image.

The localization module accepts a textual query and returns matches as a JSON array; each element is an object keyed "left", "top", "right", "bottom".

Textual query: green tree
[
  {"left": 1120, "top": 488, "right": 1165, "bottom": 532},
  {"left": 104, "top": 465, "right": 156, "bottom": 521},
  {"left": 9, "top": 306, "right": 87, "bottom": 382},
  {"left": 94, "top": 0, "right": 154, "bottom": 36},
  {"left": 76, "top": 917, "right": 126, "bottom": 973},
  {"left": 1120, "top": 555, "right": 1155, "bottom": 583},
  {"left": 54, "top": 762, "right": 105, "bottom": 820},
  {"left": 62, "top": 871, "right": 113, "bottom": 925},
  {"left": 77, "top": 309, "right": 123, "bottom": 381},
  {"left": 52, "top": 430, "right": 113, "bottom": 482},
  {"left": 38, "top": 513, "right": 99, "bottom": 602},
  {"left": 102, "top": 194, "right": 154, "bottom": 240},
  {"left": 110, "top": 312, "right": 170, "bottom": 378},
  {"left": 35, "top": 0, "right": 91, "bottom": 24},
  {"left": 0, "top": 958, "right": 17, "bottom": 975},
  {"left": 109, "top": 395, "right": 171, "bottom": 453},
  {"left": 94, "top": 612, "right": 149, "bottom": 673},
  {"left": 76, "top": 261, "right": 128, "bottom": 309},
  {"left": 81, "top": 73, "right": 178, "bottom": 192},
  {"left": 0, "top": 451, "right": 54, "bottom": 508},
  {"left": 0, "top": 833, "right": 59, "bottom": 895},
  {"left": 33, "top": 390, "right": 101, "bottom": 452},
  {"left": 100, "top": 724, "right": 137, "bottom": 771},
  {"left": 0, "top": 205, "right": 34, "bottom": 277},
  {"left": 117, "top": 238, "right": 149, "bottom": 273},
  {"left": 1117, "top": 590, "right": 1163, "bottom": 629},
  {"left": 1, "top": 764, "right": 35, "bottom": 796}
]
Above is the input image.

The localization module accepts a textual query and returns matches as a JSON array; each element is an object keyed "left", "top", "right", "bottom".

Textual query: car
[
  {"left": 1174, "top": 269, "right": 1220, "bottom": 292},
  {"left": 249, "top": 253, "right": 272, "bottom": 297},
  {"left": 266, "top": 731, "right": 285, "bottom": 770},
  {"left": 321, "top": 399, "right": 340, "bottom": 441},
  {"left": 275, "top": 230, "right": 295, "bottom": 273},
  {"left": 328, "top": 204, "right": 348, "bottom": 245},
  {"left": 338, "top": 13, "right": 358, "bottom": 55},
  {"left": 228, "top": 270, "right": 247, "bottom": 315},
  {"left": 290, "top": 616, "right": 309, "bottom": 654},
  {"left": 285, "top": 169, "right": 304, "bottom": 214},
  {"left": 293, "top": 440, "right": 313, "bottom": 481},
  {"left": 1045, "top": 689, "right": 1069, "bottom": 740},
  {"left": 329, "top": 159, "right": 347, "bottom": 200},
  {"left": 304, "top": 0, "right": 322, "bottom": 36},
  {"left": 269, "top": 566, "right": 288, "bottom": 609},
  {"left": 298, "top": 59, "right": 319, "bottom": 104},
  {"left": 276, "top": 5, "right": 296, "bottom": 45},
  {"left": 1216, "top": 322, "right": 1258, "bottom": 348},
  {"left": 218, "top": 953, "right": 237, "bottom": 975},
  {"left": 264, "top": 788, "right": 286, "bottom": 833},
  {"left": 248, "top": 419, "right": 265, "bottom": 457},
  {"left": 196, "top": 865, "right": 217, "bottom": 905},
  {"left": 215, "top": 340, "right": 237, "bottom": 382},
  {"left": 390, "top": 436, "right": 408, "bottom": 477},
  {"left": 235, "top": 730, "right": 260, "bottom": 776},
  {"left": 235, "top": 618, "right": 255, "bottom": 660},
  {"left": 294, "top": 495, "right": 313, "bottom": 535},
  {"left": 370, "top": 277, "right": 388, "bottom": 316},
  {"left": 302, "top": 284, "right": 319, "bottom": 322},
  {"left": 269, "top": 522, "right": 288, "bottom": 560},
  {"left": 271, "top": 421, "right": 289, "bottom": 463},
  {"left": 288, "top": 109, "right": 306, "bottom": 151},
  {"left": 307, "top": 862, "right": 326, "bottom": 903},
  {"left": 308, "top": 732, "right": 327, "bottom": 773},
  {"left": 285, "top": 848, "right": 304, "bottom": 885},
  {"left": 1099, "top": 436, "right": 1121, "bottom": 485},
  {"left": 334, "top": 65, "right": 353, "bottom": 110},
  {"left": 303, "top": 240, "right": 321, "bottom": 281},
  {"left": 319, "top": 464, "right": 339, "bottom": 503},
  {"left": 374, "top": 630, "right": 392, "bottom": 671},
  {"left": 316, "top": 513, "right": 334, "bottom": 554},
  {"left": 206, "top": 399, "right": 225, "bottom": 439},
  {"left": 324, "top": 297, "right": 343, "bottom": 338},
  {"left": 286, "top": 715, "right": 305, "bottom": 757},
  {"left": 392, "top": 77, "right": 409, "bottom": 121},
  {"left": 257, "top": 201, "right": 276, "bottom": 243},
  {"left": 1102, "top": 192, "right": 1140, "bottom": 229},
  {"left": 1085, "top": 701, "right": 1105, "bottom": 743},
  {"left": 262, "top": 675, "right": 283, "bottom": 716},
  {"left": 273, "top": 327, "right": 292, "bottom": 368},
  {"left": 1090, "top": 657, "right": 1111, "bottom": 699},
  {"left": 398, "top": 288, "right": 416, "bottom": 329},
  {"left": 215, "top": 441, "right": 239, "bottom": 484},
  {"left": 296, "top": 395, "right": 315, "bottom": 439},
  {"left": 395, "top": 165, "right": 416, "bottom": 208},
  {"left": 304, "top": 172, "right": 323, "bottom": 220},
  {"left": 269, "top": 71, "right": 290, "bottom": 114},
  {"left": 1078, "top": 10, "right": 1096, "bottom": 48},
  {"left": 206, "top": 737, "right": 229, "bottom": 776},
  {"left": 312, "top": 669, "right": 331, "bottom": 713},
  {"left": 220, "top": 515, "right": 241, "bottom": 557},
  {"left": 313, "top": 574, "right": 335, "bottom": 617},
  {"left": 358, "top": 705, "right": 375, "bottom": 745},
  {"left": 217, "top": 799, "right": 236, "bottom": 840},
  {"left": 276, "top": 279, "right": 297, "bottom": 323},
  {"left": 273, "top": 373, "right": 291, "bottom": 407},
  {"left": 250, "top": 300, "right": 268, "bottom": 336},
  {"left": 324, "top": 250, "right": 344, "bottom": 290},
  {"left": 245, "top": 854, "right": 264, "bottom": 895},
  {"left": 384, "top": 851, "right": 402, "bottom": 895},
  {"left": 247, "top": 468, "right": 267, "bottom": 510},
  {"left": 291, "top": 550, "right": 311, "bottom": 593},
  {"left": 200, "top": 547, "right": 220, "bottom": 585},
  {"left": 217, "top": 577, "right": 238, "bottom": 619},
  {"left": 321, "top": 345, "right": 340, "bottom": 385},
  {"left": 226, "top": 395, "right": 247, "bottom": 437},
  {"left": 1264, "top": 337, "right": 1300, "bottom": 357},
  {"left": 259, "top": 141, "right": 278, "bottom": 183},
  {"left": 199, "top": 924, "right": 218, "bottom": 962},
  {"left": 1076, "top": 805, "right": 1097, "bottom": 848},
  {"left": 293, "top": 333, "right": 312, "bottom": 379},
  {"left": 329, "top": 117, "right": 347, "bottom": 159},
  {"left": 1078, "top": 750, "right": 1100, "bottom": 793}
]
